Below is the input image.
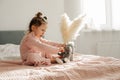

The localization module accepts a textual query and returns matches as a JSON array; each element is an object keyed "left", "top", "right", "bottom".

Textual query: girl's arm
[
  {"left": 26, "top": 36, "right": 60, "bottom": 54},
  {"left": 40, "top": 37, "right": 65, "bottom": 47}
]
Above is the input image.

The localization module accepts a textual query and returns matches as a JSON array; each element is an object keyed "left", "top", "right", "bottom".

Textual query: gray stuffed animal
[{"left": 58, "top": 42, "right": 74, "bottom": 63}]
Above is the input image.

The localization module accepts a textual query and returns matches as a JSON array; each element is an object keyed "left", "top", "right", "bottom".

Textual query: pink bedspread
[{"left": 0, "top": 54, "right": 120, "bottom": 80}]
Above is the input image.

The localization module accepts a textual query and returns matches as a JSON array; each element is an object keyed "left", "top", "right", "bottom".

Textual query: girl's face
[{"left": 32, "top": 24, "right": 47, "bottom": 37}]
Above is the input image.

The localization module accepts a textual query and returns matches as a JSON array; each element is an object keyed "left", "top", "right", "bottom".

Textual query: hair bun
[
  {"left": 36, "top": 12, "right": 42, "bottom": 17},
  {"left": 43, "top": 16, "right": 47, "bottom": 20}
]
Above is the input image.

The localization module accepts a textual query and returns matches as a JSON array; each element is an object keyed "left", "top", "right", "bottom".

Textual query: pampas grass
[{"left": 60, "top": 13, "right": 86, "bottom": 43}]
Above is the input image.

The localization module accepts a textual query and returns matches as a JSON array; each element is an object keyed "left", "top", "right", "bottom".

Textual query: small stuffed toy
[
  {"left": 56, "top": 13, "right": 86, "bottom": 64},
  {"left": 58, "top": 42, "right": 74, "bottom": 63}
]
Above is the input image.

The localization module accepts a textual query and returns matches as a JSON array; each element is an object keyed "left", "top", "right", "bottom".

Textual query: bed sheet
[{"left": 0, "top": 53, "right": 120, "bottom": 80}]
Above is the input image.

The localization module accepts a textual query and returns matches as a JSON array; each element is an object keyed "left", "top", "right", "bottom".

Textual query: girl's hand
[
  {"left": 61, "top": 43, "right": 66, "bottom": 47},
  {"left": 59, "top": 47, "right": 65, "bottom": 52}
]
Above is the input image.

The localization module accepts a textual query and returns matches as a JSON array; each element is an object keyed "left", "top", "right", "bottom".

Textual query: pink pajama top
[{"left": 20, "top": 32, "right": 63, "bottom": 65}]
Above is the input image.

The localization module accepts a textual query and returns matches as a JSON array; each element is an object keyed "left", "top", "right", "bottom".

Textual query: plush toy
[
  {"left": 57, "top": 13, "right": 86, "bottom": 64},
  {"left": 58, "top": 41, "right": 74, "bottom": 63}
]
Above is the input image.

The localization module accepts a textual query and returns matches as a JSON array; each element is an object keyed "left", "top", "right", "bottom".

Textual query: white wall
[
  {"left": 75, "top": 30, "right": 120, "bottom": 58},
  {"left": 64, "top": 0, "right": 82, "bottom": 20},
  {"left": 0, "top": 0, "right": 64, "bottom": 42}
]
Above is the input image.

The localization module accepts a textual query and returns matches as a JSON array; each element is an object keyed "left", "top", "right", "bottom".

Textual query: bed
[{"left": 0, "top": 31, "right": 120, "bottom": 80}]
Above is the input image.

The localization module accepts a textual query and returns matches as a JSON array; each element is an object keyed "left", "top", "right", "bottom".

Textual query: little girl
[{"left": 20, "top": 12, "right": 65, "bottom": 66}]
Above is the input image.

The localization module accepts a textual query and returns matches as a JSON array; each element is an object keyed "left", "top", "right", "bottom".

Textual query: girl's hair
[{"left": 28, "top": 12, "right": 47, "bottom": 33}]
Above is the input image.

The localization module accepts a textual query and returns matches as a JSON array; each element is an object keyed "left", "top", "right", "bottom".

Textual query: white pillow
[{"left": 0, "top": 44, "right": 21, "bottom": 60}]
